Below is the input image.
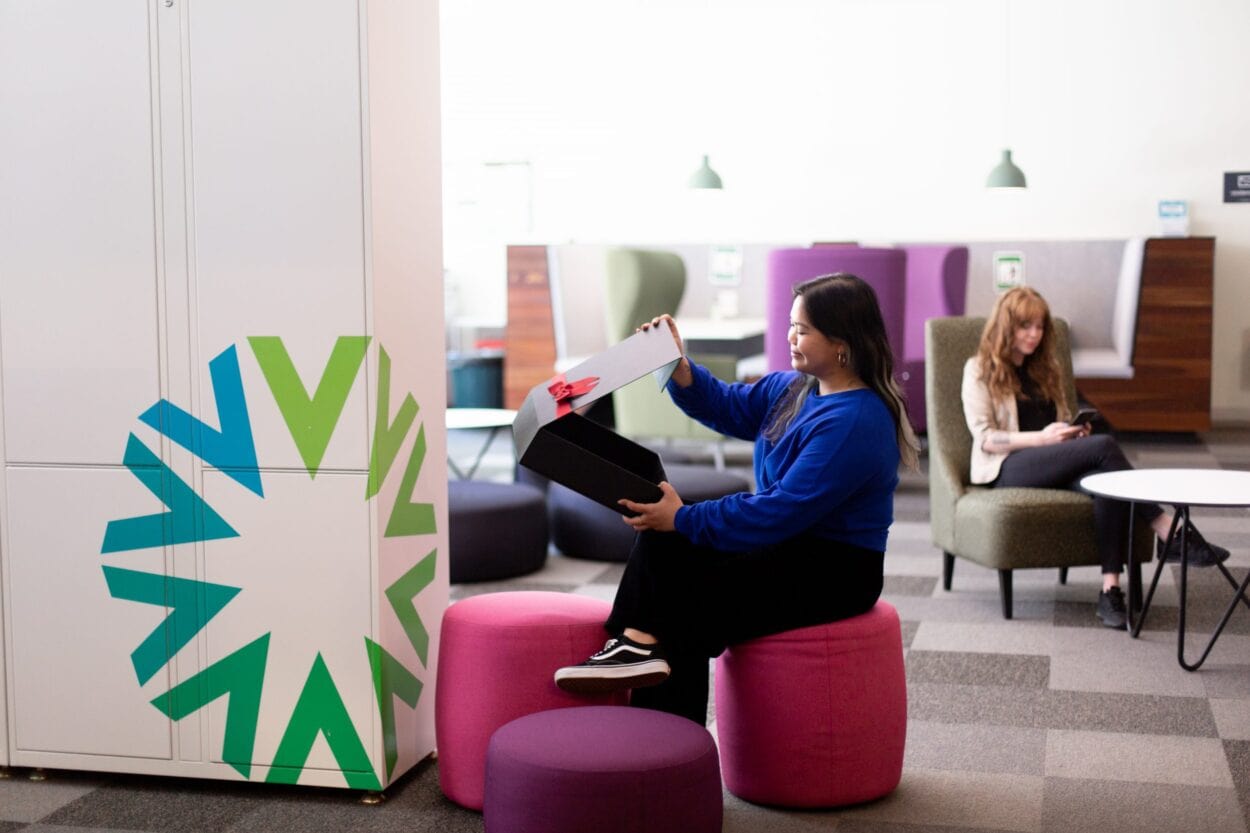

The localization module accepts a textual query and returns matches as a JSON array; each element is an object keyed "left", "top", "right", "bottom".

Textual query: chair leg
[
  {"left": 998, "top": 570, "right": 1014, "bottom": 619},
  {"left": 1058, "top": 567, "right": 1069, "bottom": 585},
  {"left": 942, "top": 552, "right": 955, "bottom": 591}
]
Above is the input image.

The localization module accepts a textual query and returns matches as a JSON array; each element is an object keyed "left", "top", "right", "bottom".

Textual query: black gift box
[{"left": 512, "top": 324, "right": 683, "bottom": 514}]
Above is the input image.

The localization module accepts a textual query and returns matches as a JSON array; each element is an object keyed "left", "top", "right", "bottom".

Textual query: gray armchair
[{"left": 924, "top": 316, "right": 1152, "bottom": 619}]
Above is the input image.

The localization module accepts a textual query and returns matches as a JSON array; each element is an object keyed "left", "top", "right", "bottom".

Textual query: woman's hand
[
  {"left": 1036, "top": 421, "right": 1084, "bottom": 446},
  {"left": 619, "top": 481, "right": 684, "bottom": 532},
  {"left": 638, "top": 314, "right": 693, "bottom": 387},
  {"left": 638, "top": 313, "right": 685, "bottom": 353}
]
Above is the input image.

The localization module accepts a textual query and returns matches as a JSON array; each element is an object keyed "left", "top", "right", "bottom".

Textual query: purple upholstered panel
[
  {"left": 898, "top": 245, "right": 969, "bottom": 432},
  {"left": 765, "top": 247, "right": 907, "bottom": 374}
]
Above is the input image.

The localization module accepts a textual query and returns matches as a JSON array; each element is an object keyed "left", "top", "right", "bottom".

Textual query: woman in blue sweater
[{"left": 555, "top": 273, "right": 919, "bottom": 724}]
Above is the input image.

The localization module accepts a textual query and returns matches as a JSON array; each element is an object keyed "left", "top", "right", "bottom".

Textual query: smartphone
[{"left": 1070, "top": 408, "right": 1098, "bottom": 427}]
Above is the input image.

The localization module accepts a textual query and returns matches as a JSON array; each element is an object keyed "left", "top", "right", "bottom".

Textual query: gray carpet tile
[
  {"left": 1044, "top": 729, "right": 1234, "bottom": 787},
  {"left": 900, "top": 620, "right": 920, "bottom": 649},
  {"left": 0, "top": 823, "right": 24, "bottom": 833},
  {"left": 904, "top": 720, "right": 1046, "bottom": 776},
  {"left": 907, "top": 681, "right": 1051, "bottom": 729},
  {"left": 837, "top": 769, "right": 1044, "bottom": 831},
  {"left": 1040, "top": 777, "right": 1247, "bottom": 833},
  {"left": 39, "top": 775, "right": 268, "bottom": 832},
  {"left": 907, "top": 681, "right": 1221, "bottom": 737},
  {"left": 906, "top": 650, "right": 1051, "bottom": 688},
  {"left": 224, "top": 759, "right": 481, "bottom": 833},
  {"left": 829, "top": 823, "right": 1026, "bottom": 833},
  {"left": 0, "top": 771, "right": 104, "bottom": 824},
  {"left": 1212, "top": 698, "right": 1250, "bottom": 740},
  {"left": 883, "top": 575, "right": 939, "bottom": 597},
  {"left": 1041, "top": 688, "right": 1220, "bottom": 737},
  {"left": 1226, "top": 740, "right": 1250, "bottom": 830}
]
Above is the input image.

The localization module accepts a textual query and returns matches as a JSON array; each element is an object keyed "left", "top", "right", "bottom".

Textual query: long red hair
[{"left": 975, "top": 286, "right": 1069, "bottom": 416}]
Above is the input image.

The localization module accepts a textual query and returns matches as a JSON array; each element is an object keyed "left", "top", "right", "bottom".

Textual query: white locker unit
[{"left": 0, "top": 0, "right": 447, "bottom": 789}]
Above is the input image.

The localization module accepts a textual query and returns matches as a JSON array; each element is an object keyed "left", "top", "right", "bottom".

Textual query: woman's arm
[
  {"left": 673, "top": 399, "right": 880, "bottom": 550},
  {"left": 961, "top": 360, "right": 1081, "bottom": 453}
]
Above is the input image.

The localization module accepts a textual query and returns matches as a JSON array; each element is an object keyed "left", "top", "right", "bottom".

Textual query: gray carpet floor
[{"left": 2, "top": 429, "right": 1248, "bottom": 833}]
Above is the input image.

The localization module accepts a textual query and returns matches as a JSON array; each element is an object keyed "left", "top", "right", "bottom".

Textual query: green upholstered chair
[
  {"left": 925, "top": 316, "right": 1152, "bottom": 619},
  {"left": 604, "top": 248, "right": 735, "bottom": 466}
]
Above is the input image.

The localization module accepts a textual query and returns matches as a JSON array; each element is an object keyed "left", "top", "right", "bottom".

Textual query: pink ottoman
[
  {"left": 714, "top": 600, "right": 907, "bottom": 807},
  {"left": 435, "top": 591, "right": 625, "bottom": 809}
]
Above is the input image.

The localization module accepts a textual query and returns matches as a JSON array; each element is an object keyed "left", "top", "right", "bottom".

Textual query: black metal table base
[{"left": 1128, "top": 505, "right": 1250, "bottom": 671}]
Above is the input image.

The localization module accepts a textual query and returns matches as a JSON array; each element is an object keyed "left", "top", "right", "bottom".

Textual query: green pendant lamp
[
  {"left": 986, "top": 149, "right": 1027, "bottom": 188},
  {"left": 688, "top": 154, "right": 723, "bottom": 189}
]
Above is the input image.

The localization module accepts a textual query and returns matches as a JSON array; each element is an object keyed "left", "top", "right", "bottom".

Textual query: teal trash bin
[{"left": 449, "top": 350, "right": 504, "bottom": 408}]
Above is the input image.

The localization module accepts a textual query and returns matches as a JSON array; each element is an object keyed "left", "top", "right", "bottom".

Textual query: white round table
[
  {"left": 445, "top": 408, "right": 518, "bottom": 480},
  {"left": 1081, "top": 468, "right": 1250, "bottom": 670}
]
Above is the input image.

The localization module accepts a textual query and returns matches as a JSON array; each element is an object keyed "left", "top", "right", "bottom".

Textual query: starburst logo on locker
[{"left": 100, "top": 337, "right": 437, "bottom": 789}]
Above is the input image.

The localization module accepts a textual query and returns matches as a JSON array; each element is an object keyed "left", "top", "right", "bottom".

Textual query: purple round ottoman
[
  {"left": 435, "top": 592, "right": 626, "bottom": 810},
  {"left": 484, "top": 706, "right": 722, "bottom": 833},
  {"left": 714, "top": 600, "right": 907, "bottom": 807}
]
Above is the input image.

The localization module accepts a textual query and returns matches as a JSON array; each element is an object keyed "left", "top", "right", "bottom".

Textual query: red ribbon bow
[{"left": 547, "top": 374, "right": 600, "bottom": 417}]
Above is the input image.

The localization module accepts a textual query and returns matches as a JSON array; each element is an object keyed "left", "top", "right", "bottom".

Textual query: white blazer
[{"left": 961, "top": 357, "right": 1073, "bottom": 485}]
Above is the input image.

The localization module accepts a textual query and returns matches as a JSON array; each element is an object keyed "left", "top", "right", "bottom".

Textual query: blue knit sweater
[{"left": 667, "top": 361, "right": 899, "bottom": 552}]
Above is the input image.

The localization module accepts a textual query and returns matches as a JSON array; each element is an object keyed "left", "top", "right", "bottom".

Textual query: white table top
[
  {"left": 679, "top": 317, "right": 767, "bottom": 340},
  {"left": 445, "top": 407, "right": 518, "bottom": 431},
  {"left": 1080, "top": 468, "right": 1250, "bottom": 507}
]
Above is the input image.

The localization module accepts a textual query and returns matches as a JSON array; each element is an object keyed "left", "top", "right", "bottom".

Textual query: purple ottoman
[
  {"left": 435, "top": 592, "right": 626, "bottom": 810},
  {"left": 715, "top": 600, "right": 907, "bottom": 807},
  {"left": 484, "top": 706, "right": 722, "bottom": 833}
]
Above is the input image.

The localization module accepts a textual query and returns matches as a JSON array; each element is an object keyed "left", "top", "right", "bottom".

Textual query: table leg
[
  {"left": 461, "top": 426, "right": 502, "bottom": 480},
  {"left": 1131, "top": 511, "right": 1181, "bottom": 639},
  {"left": 1176, "top": 505, "right": 1250, "bottom": 671}
]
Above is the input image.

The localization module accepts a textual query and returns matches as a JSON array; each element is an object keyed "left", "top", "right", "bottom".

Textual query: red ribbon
[{"left": 547, "top": 374, "right": 599, "bottom": 417}]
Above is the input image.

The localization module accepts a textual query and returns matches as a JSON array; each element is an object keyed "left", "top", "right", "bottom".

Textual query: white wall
[{"left": 441, "top": 0, "right": 1250, "bottom": 420}]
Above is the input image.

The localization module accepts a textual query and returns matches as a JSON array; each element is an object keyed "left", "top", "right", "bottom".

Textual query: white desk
[
  {"left": 680, "top": 317, "right": 767, "bottom": 359},
  {"left": 1081, "top": 468, "right": 1250, "bottom": 670},
  {"left": 446, "top": 407, "right": 517, "bottom": 480}
]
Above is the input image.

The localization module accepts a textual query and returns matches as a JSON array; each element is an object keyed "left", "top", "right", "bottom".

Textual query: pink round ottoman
[
  {"left": 484, "top": 706, "right": 722, "bottom": 833},
  {"left": 714, "top": 600, "right": 907, "bottom": 807},
  {"left": 435, "top": 591, "right": 625, "bottom": 810}
]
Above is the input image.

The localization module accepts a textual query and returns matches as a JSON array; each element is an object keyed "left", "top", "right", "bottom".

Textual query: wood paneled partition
[
  {"left": 504, "top": 245, "right": 557, "bottom": 408},
  {"left": 1078, "top": 237, "right": 1214, "bottom": 432}
]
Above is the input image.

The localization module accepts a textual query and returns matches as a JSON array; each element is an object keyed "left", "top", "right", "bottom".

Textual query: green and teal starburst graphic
[{"left": 102, "top": 338, "right": 438, "bottom": 788}]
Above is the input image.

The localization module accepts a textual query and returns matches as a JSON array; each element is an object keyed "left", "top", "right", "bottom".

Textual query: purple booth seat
[
  {"left": 765, "top": 247, "right": 907, "bottom": 376},
  {"left": 484, "top": 706, "right": 722, "bottom": 833},
  {"left": 899, "top": 245, "right": 969, "bottom": 433}
]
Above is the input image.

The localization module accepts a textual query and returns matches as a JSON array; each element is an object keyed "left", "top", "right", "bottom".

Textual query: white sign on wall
[{"left": 993, "top": 251, "right": 1026, "bottom": 292}]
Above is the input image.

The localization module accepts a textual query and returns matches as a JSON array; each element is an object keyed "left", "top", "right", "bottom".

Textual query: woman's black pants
[
  {"left": 604, "top": 529, "right": 883, "bottom": 725},
  {"left": 993, "top": 434, "right": 1163, "bottom": 573}
]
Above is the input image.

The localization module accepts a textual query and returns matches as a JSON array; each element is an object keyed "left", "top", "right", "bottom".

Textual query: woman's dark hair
[{"left": 763, "top": 273, "right": 920, "bottom": 469}]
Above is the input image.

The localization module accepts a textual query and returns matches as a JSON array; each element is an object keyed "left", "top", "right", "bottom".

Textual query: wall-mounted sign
[
  {"left": 708, "top": 244, "right": 744, "bottom": 286},
  {"left": 992, "top": 251, "right": 1025, "bottom": 292},
  {"left": 1158, "top": 199, "right": 1189, "bottom": 237},
  {"left": 1225, "top": 172, "right": 1250, "bottom": 203}
]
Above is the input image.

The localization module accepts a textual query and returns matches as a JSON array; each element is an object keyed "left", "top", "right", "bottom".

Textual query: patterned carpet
[{"left": 2, "top": 429, "right": 1248, "bottom": 833}]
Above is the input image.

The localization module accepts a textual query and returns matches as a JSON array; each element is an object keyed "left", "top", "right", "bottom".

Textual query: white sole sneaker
[{"left": 554, "top": 659, "right": 671, "bottom": 694}]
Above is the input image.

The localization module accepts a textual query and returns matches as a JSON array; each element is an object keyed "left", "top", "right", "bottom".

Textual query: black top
[{"left": 1015, "top": 364, "right": 1057, "bottom": 431}]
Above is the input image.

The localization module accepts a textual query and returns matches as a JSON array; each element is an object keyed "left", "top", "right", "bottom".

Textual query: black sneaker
[
  {"left": 1096, "top": 586, "right": 1128, "bottom": 630},
  {"left": 1158, "top": 522, "right": 1230, "bottom": 568},
  {"left": 554, "top": 635, "right": 671, "bottom": 694}
]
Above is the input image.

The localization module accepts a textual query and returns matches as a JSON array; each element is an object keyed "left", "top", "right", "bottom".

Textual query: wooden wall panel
[
  {"left": 504, "top": 245, "right": 556, "bottom": 409},
  {"left": 1077, "top": 237, "right": 1214, "bottom": 432}
]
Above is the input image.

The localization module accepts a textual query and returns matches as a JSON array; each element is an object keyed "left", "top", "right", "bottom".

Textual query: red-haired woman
[{"left": 963, "top": 286, "right": 1227, "bottom": 629}]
